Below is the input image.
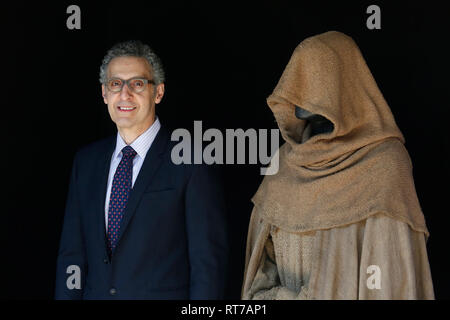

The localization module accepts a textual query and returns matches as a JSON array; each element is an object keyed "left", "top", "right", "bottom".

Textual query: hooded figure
[{"left": 242, "top": 31, "right": 434, "bottom": 300}]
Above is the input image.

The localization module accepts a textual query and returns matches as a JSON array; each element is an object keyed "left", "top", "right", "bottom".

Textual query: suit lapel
[
  {"left": 95, "top": 136, "right": 117, "bottom": 257},
  {"left": 114, "top": 126, "right": 169, "bottom": 249}
]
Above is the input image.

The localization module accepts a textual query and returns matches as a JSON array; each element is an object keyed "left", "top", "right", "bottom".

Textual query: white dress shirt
[{"left": 104, "top": 117, "right": 161, "bottom": 231}]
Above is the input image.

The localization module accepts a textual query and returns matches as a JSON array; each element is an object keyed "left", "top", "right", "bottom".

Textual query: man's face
[{"left": 102, "top": 56, "right": 164, "bottom": 133}]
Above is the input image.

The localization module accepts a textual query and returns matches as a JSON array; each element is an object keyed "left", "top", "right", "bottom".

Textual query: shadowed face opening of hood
[{"left": 295, "top": 105, "right": 334, "bottom": 140}]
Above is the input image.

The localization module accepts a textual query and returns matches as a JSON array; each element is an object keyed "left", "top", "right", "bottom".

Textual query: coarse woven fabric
[
  {"left": 253, "top": 30, "right": 428, "bottom": 235},
  {"left": 243, "top": 210, "right": 434, "bottom": 299},
  {"left": 242, "top": 31, "right": 433, "bottom": 299}
]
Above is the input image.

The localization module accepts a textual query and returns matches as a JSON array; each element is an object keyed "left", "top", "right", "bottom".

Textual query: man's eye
[
  {"left": 110, "top": 80, "right": 122, "bottom": 87},
  {"left": 132, "top": 80, "right": 144, "bottom": 87}
]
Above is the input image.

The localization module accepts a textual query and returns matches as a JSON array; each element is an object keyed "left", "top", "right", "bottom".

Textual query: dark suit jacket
[{"left": 55, "top": 126, "right": 228, "bottom": 299}]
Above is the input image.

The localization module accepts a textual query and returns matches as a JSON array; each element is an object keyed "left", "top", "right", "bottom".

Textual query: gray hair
[{"left": 99, "top": 40, "right": 165, "bottom": 85}]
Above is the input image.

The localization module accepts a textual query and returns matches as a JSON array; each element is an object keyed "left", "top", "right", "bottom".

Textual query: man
[{"left": 55, "top": 40, "right": 228, "bottom": 299}]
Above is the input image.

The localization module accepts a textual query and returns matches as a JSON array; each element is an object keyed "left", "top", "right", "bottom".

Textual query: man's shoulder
[{"left": 75, "top": 135, "right": 116, "bottom": 161}]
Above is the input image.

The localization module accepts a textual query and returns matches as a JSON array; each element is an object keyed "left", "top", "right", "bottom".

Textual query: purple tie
[{"left": 107, "top": 146, "right": 137, "bottom": 256}]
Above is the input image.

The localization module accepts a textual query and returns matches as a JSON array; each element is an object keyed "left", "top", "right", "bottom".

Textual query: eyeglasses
[{"left": 106, "top": 77, "right": 154, "bottom": 93}]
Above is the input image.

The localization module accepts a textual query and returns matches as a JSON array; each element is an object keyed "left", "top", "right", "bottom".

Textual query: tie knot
[{"left": 121, "top": 146, "right": 137, "bottom": 159}]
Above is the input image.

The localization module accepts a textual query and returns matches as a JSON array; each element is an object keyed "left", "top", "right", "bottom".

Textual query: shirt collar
[{"left": 113, "top": 117, "right": 161, "bottom": 160}]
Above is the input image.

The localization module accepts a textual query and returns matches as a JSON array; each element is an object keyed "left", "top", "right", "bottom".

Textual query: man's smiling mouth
[{"left": 117, "top": 106, "right": 137, "bottom": 112}]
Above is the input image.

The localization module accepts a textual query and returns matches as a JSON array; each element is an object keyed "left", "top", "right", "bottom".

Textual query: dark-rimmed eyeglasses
[{"left": 106, "top": 77, "right": 154, "bottom": 93}]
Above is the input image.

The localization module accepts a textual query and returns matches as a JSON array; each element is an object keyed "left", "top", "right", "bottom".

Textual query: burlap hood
[{"left": 252, "top": 31, "right": 429, "bottom": 236}]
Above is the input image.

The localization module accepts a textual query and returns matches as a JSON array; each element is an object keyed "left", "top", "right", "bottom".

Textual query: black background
[{"left": 4, "top": 1, "right": 450, "bottom": 299}]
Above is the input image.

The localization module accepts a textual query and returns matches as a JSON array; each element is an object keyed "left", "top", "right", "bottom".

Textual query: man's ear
[
  {"left": 101, "top": 85, "right": 108, "bottom": 104},
  {"left": 154, "top": 83, "right": 165, "bottom": 104}
]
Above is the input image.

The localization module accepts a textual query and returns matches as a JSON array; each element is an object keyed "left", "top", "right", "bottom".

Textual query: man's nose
[{"left": 120, "top": 83, "right": 133, "bottom": 99}]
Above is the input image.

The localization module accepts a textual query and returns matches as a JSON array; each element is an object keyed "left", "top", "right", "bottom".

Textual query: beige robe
[
  {"left": 242, "top": 31, "right": 434, "bottom": 300},
  {"left": 243, "top": 209, "right": 434, "bottom": 300}
]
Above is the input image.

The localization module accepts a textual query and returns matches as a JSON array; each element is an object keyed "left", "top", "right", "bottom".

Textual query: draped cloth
[{"left": 242, "top": 31, "right": 434, "bottom": 299}]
